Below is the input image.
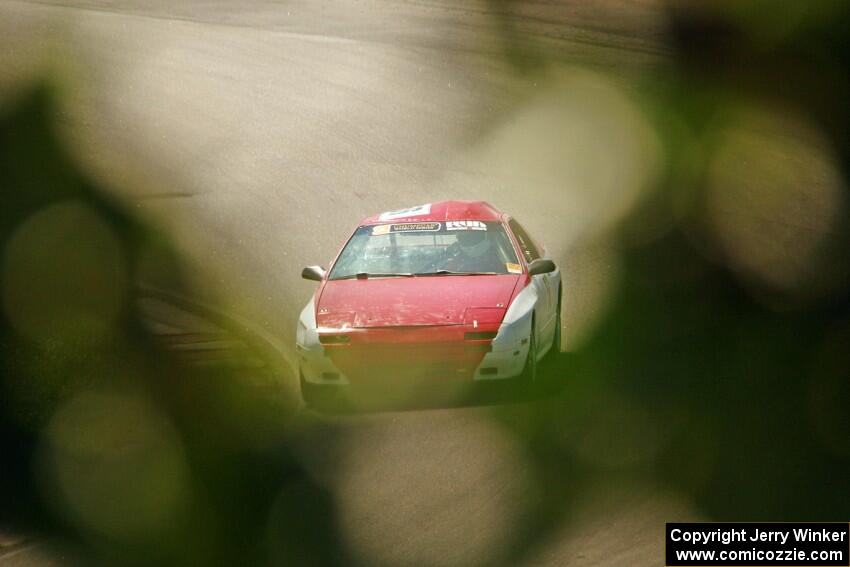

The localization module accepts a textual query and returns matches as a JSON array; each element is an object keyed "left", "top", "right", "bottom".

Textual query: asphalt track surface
[{"left": 0, "top": 2, "right": 692, "bottom": 565}]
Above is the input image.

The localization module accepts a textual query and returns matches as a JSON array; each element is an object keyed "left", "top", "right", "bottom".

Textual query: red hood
[{"left": 317, "top": 275, "right": 520, "bottom": 328}]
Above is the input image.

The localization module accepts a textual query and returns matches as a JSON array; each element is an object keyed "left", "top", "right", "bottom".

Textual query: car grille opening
[
  {"left": 464, "top": 331, "right": 497, "bottom": 340},
  {"left": 319, "top": 334, "right": 350, "bottom": 345},
  {"left": 479, "top": 367, "right": 497, "bottom": 376}
]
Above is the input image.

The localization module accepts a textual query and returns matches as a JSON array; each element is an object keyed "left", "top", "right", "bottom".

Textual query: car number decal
[
  {"left": 446, "top": 220, "right": 487, "bottom": 231},
  {"left": 378, "top": 203, "right": 431, "bottom": 221}
]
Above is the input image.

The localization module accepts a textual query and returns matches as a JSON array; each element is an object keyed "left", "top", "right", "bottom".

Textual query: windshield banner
[{"left": 372, "top": 222, "right": 441, "bottom": 235}]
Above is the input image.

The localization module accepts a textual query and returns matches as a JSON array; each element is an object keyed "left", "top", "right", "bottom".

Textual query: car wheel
[
  {"left": 521, "top": 320, "right": 538, "bottom": 384},
  {"left": 550, "top": 285, "right": 562, "bottom": 358},
  {"left": 300, "top": 370, "right": 326, "bottom": 408}
]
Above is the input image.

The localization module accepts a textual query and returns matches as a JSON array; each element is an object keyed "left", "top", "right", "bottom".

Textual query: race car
[{"left": 296, "top": 200, "right": 561, "bottom": 404}]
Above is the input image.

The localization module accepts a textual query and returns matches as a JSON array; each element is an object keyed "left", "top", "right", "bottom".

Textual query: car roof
[{"left": 360, "top": 200, "right": 504, "bottom": 225}]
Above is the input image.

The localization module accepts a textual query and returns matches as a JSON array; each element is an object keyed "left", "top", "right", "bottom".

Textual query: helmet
[{"left": 456, "top": 230, "right": 490, "bottom": 257}]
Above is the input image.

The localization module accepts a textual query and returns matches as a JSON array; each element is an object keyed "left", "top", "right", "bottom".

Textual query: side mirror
[
  {"left": 528, "top": 258, "right": 556, "bottom": 276},
  {"left": 302, "top": 265, "right": 326, "bottom": 281}
]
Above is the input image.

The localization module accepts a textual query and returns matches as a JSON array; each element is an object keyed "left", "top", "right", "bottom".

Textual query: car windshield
[{"left": 328, "top": 221, "right": 521, "bottom": 279}]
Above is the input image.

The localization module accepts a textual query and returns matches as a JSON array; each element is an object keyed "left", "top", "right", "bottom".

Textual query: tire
[
  {"left": 300, "top": 371, "right": 329, "bottom": 408},
  {"left": 550, "top": 285, "right": 562, "bottom": 358},
  {"left": 521, "top": 319, "right": 538, "bottom": 384}
]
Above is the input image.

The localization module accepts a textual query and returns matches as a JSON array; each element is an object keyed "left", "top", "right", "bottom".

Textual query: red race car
[{"left": 296, "top": 200, "right": 561, "bottom": 404}]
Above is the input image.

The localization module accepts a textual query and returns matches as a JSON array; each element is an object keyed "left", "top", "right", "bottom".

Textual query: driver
[{"left": 445, "top": 229, "right": 504, "bottom": 273}]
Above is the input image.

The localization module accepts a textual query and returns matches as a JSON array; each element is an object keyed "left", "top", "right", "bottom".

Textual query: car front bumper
[{"left": 297, "top": 322, "right": 531, "bottom": 386}]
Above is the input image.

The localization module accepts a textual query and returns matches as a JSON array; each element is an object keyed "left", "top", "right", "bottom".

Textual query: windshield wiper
[
  {"left": 412, "top": 270, "right": 499, "bottom": 276},
  {"left": 332, "top": 272, "right": 414, "bottom": 280}
]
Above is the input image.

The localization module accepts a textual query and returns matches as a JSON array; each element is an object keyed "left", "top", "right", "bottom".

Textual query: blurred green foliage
[{"left": 2, "top": 2, "right": 850, "bottom": 566}]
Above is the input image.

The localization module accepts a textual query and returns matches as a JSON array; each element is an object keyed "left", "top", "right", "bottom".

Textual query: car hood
[{"left": 317, "top": 275, "right": 520, "bottom": 328}]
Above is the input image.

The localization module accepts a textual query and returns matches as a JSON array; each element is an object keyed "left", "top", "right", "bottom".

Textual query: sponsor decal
[
  {"left": 446, "top": 220, "right": 487, "bottom": 231},
  {"left": 378, "top": 203, "right": 431, "bottom": 221},
  {"left": 505, "top": 262, "right": 522, "bottom": 274},
  {"left": 390, "top": 222, "right": 440, "bottom": 232},
  {"left": 372, "top": 222, "right": 441, "bottom": 235}
]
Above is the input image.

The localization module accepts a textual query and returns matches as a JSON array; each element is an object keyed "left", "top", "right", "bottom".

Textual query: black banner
[{"left": 666, "top": 523, "right": 849, "bottom": 566}]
